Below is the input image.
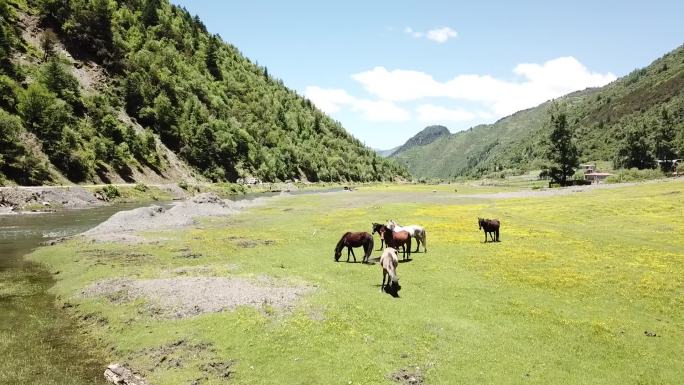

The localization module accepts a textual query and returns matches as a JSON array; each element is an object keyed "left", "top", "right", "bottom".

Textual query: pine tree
[
  {"left": 142, "top": 0, "right": 162, "bottom": 26},
  {"left": 545, "top": 111, "right": 579, "bottom": 186},
  {"left": 205, "top": 35, "right": 222, "bottom": 80},
  {"left": 40, "top": 30, "right": 58, "bottom": 60},
  {"left": 653, "top": 109, "right": 678, "bottom": 171}
]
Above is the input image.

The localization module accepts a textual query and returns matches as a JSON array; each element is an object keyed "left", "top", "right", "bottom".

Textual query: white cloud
[
  {"left": 303, "top": 87, "right": 355, "bottom": 113},
  {"left": 351, "top": 57, "right": 616, "bottom": 117},
  {"left": 305, "top": 86, "right": 410, "bottom": 122},
  {"left": 404, "top": 27, "right": 423, "bottom": 38},
  {"left": 352, "top": 99, "right": 411, "bottom": 122},
  {"left": 351, "top": 67, "right": 439, "bottom": 102},
  {"left": 426, "top": 27, "right": 458, "bottom": 43},
  {"left": 306, "top": 56, "right": 616, "bottom": 134},
  {"left": 416, "top": 104, "right": 476, "bottom": 123},
  {"left": 405, "top": 26, "right": 457, "bottom": 43}
]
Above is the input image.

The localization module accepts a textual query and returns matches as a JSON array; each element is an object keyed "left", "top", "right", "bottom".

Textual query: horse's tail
[
  {"left": 422, "top": 229, "right": 427, "bottom": 252},
  {"left": 366, "top": 236, "right": 374, "bottom": 259}
]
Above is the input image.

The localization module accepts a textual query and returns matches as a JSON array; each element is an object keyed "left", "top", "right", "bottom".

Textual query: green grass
[{"left": 28, "top": 180, "right": 684, "bottom": 384}]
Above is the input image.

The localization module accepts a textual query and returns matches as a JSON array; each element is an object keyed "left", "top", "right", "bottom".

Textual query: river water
[{"left": 0, "top": 203, "right": 164, "bottom": 385}]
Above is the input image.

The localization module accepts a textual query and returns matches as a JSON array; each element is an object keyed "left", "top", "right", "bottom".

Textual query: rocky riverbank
[{"left": 0, "top": 186, "right": 103, "bottom": 213}]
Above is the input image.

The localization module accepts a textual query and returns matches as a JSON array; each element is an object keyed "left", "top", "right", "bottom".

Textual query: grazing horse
[
  {"left": 380, "top": 247, "right": 399, "bottom": 294},
  {"left": 478, "top": 218, "right": 500, "bottom": 242},
  {"left": 371, "top": 223, "right": 386, "bottom": 250},
  {"left": 386, "top": 219, "right": 427, "bottom": 253},
  {"left": 376, "top": 225, "right": 412, "bottom": 260},
  {"left": 334, "top": 232, "right": 374, "bottom": 263}
]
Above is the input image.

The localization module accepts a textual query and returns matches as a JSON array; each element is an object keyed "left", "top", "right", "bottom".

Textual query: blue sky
[{"left": 170, "top": 0, "right": 684, "bottom": 149}]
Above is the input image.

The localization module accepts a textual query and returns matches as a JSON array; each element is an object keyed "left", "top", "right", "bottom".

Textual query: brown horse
[
  {"left": 334, "top": 232, "right": 374, "bottom": 263},
  {"left": 375, "top": 225, "right": 411, "bottom": 260},
  {"left": 371, "top": 223, "right": 385, "bottom": 250},
  {"left": 478, "top": 218, "right": 500, "bottom": 242}
]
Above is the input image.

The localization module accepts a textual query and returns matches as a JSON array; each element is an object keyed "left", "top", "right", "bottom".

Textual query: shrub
[
  {"left": 134, "top": 183, "right": 148, "bottom": 192},
  {"left": 605, "top": 168, "right": 664, "bottom": 183},
  {"left": 97, "top": 184, "right": 120, "bottom": 200}
]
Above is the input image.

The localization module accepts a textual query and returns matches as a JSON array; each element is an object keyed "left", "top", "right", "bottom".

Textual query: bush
[
  {"left": 96, "top": 184, "right": 120, "bottom": 200},
  {"left": 134, "top": 183, "right": 148, "bottom": 192},
  {"left": 605, "top": 168, "right": 664, "bottom": 183}
]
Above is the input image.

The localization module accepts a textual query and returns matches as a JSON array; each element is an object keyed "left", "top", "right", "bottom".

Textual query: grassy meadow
[{"left": 28, "top": 180, "right": 684, "bottom": 384}]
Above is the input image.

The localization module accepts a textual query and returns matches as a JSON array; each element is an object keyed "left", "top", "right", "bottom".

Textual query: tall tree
[
  {"left": 653, "top": 109, "right": 678, "bottom": 171},
  {"left": 40, "top": 30, "right": 58, "bottom": 60},
  {"left": 142, "top": 0, "right": 162, "bottom": 26},
  {"left": 545, "top": 111, "right": 579, "bottom": 186},
  {"left": 614, "top": 124, "right": 656, "bottom": 169},
  {"left": 205, "top": 35, "right": 222, "bottom": 80}
]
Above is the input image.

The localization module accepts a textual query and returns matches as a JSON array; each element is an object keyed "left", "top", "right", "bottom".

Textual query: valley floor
[{"left": 23, "top": 180, "right": 684, "bottom": 384}]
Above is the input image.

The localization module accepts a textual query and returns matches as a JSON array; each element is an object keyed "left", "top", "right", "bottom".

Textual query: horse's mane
[{"left": 335, "top": 232, "right": 352, "bottom": 253}]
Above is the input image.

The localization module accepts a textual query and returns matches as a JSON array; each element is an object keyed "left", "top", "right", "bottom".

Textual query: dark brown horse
[
  {"left": 478, "top": 218, "right": 500, "bottom": 242},
  {"left": 334, "top": 232, "right": 374, "bottom": 263},
  {"left": 374, "top": 225, "right": 411, "bottom": 260},
  {"left": 371, "top": 223, "right": 385, "bottom": 250}
]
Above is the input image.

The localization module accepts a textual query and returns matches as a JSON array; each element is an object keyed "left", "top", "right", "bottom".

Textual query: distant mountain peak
[{"left": 391, "top": 125, "right": 451, "bottom": 156}]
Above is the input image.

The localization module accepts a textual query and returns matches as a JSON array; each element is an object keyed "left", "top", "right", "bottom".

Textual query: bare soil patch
[
  {"left": 390, "top": 367, "right": 424, "bottom": 384},
  {"left": 82, "top": 276, "right": 312, "bottom": 318},
  {"left": 82, "top": 193, "right": 270, "bottom": 243}
]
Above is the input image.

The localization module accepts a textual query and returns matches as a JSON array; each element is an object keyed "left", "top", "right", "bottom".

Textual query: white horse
[
  {"left": 380, "top": 247, "right": 399, "bottom": 293},
  {"left": 386, "top": 219, "right": 427, "bottom": 253}
]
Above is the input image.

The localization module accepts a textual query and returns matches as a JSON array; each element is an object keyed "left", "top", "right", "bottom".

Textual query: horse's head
[
  {"left": 478, "top": 217, "right": 483, "bottom": 229},
  {"left": 334, "top": 247, "right": 341, "bottom": 262},
  {"left": 386, "top": 219, "right": 397, "bottom": 229},
  {"left": 371, "top": 223, "right": 383, "bottom": 235}
]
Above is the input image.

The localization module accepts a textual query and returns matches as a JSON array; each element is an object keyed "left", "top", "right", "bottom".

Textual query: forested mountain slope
[
  {"left": 0, "top": 0, "right": 407, "bottom": 185},
  {"left": 393, "top": 45, "right": 684, "bottom": 179},
  {"left": 392, "top": 125, "right": 450, "bottom": 157}
]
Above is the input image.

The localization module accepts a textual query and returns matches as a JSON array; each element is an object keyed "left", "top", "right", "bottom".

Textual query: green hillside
[
  {"left": 393, "top": 45, "right": 684, "bottom": 179},
  {"left": 0, "top": 0, "right": 407, "bottom": 186},
  {"left": 392, "top": 124, "right": 450, "bottom": 156}
]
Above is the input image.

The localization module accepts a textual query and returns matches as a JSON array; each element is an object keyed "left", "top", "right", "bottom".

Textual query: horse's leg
[
  {"left": 496, "top": 229, "right": 500, "bottom": 242},
  {"left": 381, "top": 270, "right": 387, "bottom": 292},
  {"left": 483, "top": 230, "right": 487, "bottom": 243},
  {"left": 414, "top": 235, "right": 420, "bottom": 253},
  {"left": 350, "top": 247, "right": 356, "bottom": 262},
  {"left": 423, "top": 231, "right": 427, "bottom": 253}
]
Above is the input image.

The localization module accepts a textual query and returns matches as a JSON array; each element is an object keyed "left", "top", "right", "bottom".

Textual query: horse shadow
[
  {"left": 398, "top": 258, "right": 413, "bottom": 264},
  {"left": 374, "top": 283, "right": 401, "bottom": 298}
]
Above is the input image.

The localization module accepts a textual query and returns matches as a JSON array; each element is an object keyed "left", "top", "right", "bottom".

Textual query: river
[{"left": 0, "top": 203, "right": 166, "bottom": 385}]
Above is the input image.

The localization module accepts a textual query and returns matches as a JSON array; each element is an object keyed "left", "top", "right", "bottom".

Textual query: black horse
[{"left": 478, "top": 218, "right": 500, "bottom": 242}]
